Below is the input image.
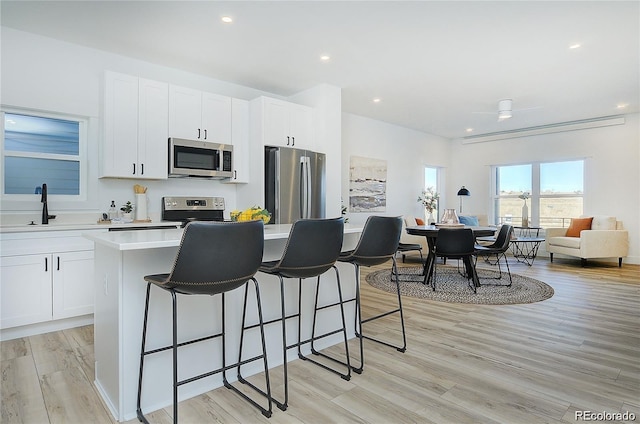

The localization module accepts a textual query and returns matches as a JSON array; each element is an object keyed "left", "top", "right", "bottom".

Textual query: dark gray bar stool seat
[{"left": 136, "top": 221, "right": 272, "bottom": 423}]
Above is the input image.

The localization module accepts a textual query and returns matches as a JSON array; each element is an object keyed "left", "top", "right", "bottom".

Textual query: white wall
[
  {"left": 0, "top": 27, "right": 340, "bottom": 222},
  {"left": 341, "top": 113, "right": 450, "bottom": 226},
  {"left": 449, "top": 114, "right": 640, "bottom": 264},
  {"left": 342, "top": 111, "right": 639, "bottom": 264}
]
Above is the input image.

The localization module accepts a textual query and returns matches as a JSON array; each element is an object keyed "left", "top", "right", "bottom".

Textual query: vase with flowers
[
  {"left": 519, "top": 192, "right": 530, "bottom": 227},
  {"left": 418, "top": 186, "right": 439, "bottom": 224}
]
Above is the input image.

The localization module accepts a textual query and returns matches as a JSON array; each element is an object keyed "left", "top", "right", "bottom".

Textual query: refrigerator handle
[
  {"left": 300, "top": 156, "right": 311, "bottom": 219},
  {"left": 305, "top": 157, "right": 312, "bottom": 218},
  {"left": 300, "top": 157, "right": 306, "bottom": 219}
]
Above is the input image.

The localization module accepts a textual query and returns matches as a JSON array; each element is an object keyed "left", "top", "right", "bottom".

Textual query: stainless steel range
[{"left": 162, "top": 196, "right": 225, "bottom": 226}]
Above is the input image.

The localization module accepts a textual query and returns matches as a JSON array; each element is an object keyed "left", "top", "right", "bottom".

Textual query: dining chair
[
  {"left": 136, "top": 220, "right": 272, "bottom": 424},
  {"left": 475, "top": 224, "right": 514, "bottom": 286},
  {"left": 246, "top": 217, "right": 349, "bottom": 411},
  {"left": 338, "top": 216, "right": 404, "bottom": 374},
  {"left": 433, "top": 228, "right": 479, "bottom": 293}
]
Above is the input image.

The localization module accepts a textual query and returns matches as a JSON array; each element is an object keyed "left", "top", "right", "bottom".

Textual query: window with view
[
  {"left": 492, "top": 160, "right": 584, "bottom": 228},
  {"left": 2, "top": 111, "right": 85, "bottom": 198},
  {"left": 424, "top": 166, "right": 439, "bottom": 219}
]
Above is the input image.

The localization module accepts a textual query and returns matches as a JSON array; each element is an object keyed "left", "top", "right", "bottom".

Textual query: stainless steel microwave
[{"left": 168, "top": 138, "right": 233, "bottom": 179}]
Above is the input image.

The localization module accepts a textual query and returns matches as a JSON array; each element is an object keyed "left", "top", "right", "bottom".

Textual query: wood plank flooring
[{"left": 2, "top": 257, "right": 639, "bottom": 423}]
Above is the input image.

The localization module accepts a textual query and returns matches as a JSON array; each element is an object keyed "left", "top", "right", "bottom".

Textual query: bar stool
[
  {"left": 338, "top": 216, "right": 404, "bottom": 374},
  {"left": 241, "top": 217, "right": 348, "bottom": 411},
  {"left": 136, "top": 221, "right": 272, "bottom": 423}
]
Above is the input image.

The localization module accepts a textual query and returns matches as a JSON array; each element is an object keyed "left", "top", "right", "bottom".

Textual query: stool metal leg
[
  {"left": 304, "top": 266, "right": 352, "bottom": 381},
  {"left": 354, "top": 257, "right": 407, "bottom": 369},
  {"left": 136, "top": 283, "right": 152, "bottom": 424},
  {"left": 229, "top": 279, "right": 273, "bottom": 418}
]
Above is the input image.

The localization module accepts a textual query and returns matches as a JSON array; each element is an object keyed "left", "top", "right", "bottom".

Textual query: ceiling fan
[{"left": 473, "top": 99, "right": 541, "bottom": 121}]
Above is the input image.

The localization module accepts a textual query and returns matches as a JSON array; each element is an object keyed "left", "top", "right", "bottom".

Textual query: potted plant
[{"left": 120, "top": 201, "right": 133, "bottom": 220}]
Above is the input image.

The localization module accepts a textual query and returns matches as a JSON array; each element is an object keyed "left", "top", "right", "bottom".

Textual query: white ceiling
[{"left": 2, "top": 1, "right": 638, "bottom": 139}]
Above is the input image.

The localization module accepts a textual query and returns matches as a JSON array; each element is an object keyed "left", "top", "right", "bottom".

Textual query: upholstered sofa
[{"left": 545, "top": 216, "right": 629, "bottom": 267}]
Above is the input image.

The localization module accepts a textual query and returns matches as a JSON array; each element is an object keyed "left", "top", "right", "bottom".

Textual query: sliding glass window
[{"left": 492, "top": 160, "right": 583, "bottom": 228}]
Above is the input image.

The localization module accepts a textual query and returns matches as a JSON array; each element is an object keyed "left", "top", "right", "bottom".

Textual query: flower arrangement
[
  {"left": 518, "top": 192, "right": 530, "bottom": 202},
  {"left": 230, "top": 206, "right": 271, "bottom": 224},
  {"left": 418, "top": 187, "right": 440, "bottom": 213}
]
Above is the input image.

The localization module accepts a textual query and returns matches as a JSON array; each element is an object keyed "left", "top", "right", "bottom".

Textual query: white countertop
[{"left": 85, "top": 223, "right": 364, "bottom": 251}]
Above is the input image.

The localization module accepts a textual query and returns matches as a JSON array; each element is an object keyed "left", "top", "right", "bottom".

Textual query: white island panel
[{"left": 86, "top": 224, "right": 363, "bottom": 422}]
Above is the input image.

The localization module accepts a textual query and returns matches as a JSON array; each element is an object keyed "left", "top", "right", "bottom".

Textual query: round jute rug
[{"left": 365, "top": 266, "right": 554, "bottom": 305}]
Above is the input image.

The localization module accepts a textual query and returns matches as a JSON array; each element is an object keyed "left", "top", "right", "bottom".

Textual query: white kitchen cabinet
[
  {"left": 223, "top": 98, "right": 250, "bottom": 184},
  {"left": 0, "top": 254, "right": 52, "bottom": 329},
  {"left": 102, "top": 71, "right": 168, "bottom": 179},
  {"left": 0, "top": 231, "right": 97, "bottom": 333},
  {"left": 253, "top": 96, "right": 314, "bottom": 149},
  {"left": 0, "top": 251, "right": 94, "bottom": 329},
  {"left": 169, "top": 85, "right": 232, "bottom": 144}
]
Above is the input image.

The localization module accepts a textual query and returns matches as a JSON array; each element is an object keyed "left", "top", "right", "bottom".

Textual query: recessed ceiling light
[
  {"left": 320, "top": 55, "right": 331, "bottom": 62},
  {"left": 373, "top": 98, "right": 381, "bottom": 103},
  {"left": 569, "top": 43, "right": 581, "bottom": 49},
  {"left": 616, "top": 103, "right": 628, "bottom": 109},
  {"left": 221, "top": 16, "right": 233, "bottom": 23},
  {"left": 466, "top": 128, "right": 473, "bottom": 133}
]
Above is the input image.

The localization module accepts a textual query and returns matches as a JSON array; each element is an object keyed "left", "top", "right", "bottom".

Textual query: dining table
[{"left": 405, "top": 224, "right": 497, "bottom": 287}]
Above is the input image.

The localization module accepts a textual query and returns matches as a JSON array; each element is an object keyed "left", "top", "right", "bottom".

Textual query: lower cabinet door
[
  {"left": 53, "top": 251, "right": 94, "bottom": 320},
  {"left": 0, "top": 254, "right": 53, "bottom": 329}
]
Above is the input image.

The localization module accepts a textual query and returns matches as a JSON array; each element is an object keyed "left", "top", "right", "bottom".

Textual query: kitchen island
[{"left": 85, "top": 223, "right": 363, "bottom": 422}]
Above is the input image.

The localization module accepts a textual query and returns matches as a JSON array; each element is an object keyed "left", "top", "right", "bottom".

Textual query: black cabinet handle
[
  {"left": 292, "top": 136, "right": 295, "bottom": 146},
  {"left": 57, "top": 256, "right": 60, "bottom": 271},
  {"left": 234, "top": 170, "right": 237, "bottom": 180},
  {"left": 45, "top": 257, "right": 48, "bottom": 271},
  {"left": 287, "top": 136, "right": 290, "bottom": 146},
  {"left": 204, "top": 129, "right": 207, "bottom": 140},
  {"left": 133, "top": 163, "right": 136, "bottom": 175},
  {"left": 141, "top": 163, "right": 144, "bottom": 175},
  {"left": 198, "top": 128, "right": 201, "bottom": 139}
]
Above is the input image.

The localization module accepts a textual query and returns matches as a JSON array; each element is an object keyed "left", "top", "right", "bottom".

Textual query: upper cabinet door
[
  {"left": 102, "top": 71, "right": 168, "bottom": 179},
  {"left": 262, "top": 97, "right": 290, "bottom": 147},
  {"left": 138, "top": 78, "right": 169, "bottom": 179},
  {"left": 259, "top": 97, "right": 314, "bottom": 149},
  {"left": 288, "top": 103, "right": 314, "bottom": 149},
  {"left": 168, "top": 85, "right": 203, "bottom": 141},
  {"left": 169, "top": 85, "right": 232, "bottom": 143},
  {"left": 103, "top": 71, "right": 139, "bottom": 177},
  {"left": 201, "top": 92, "right": 232, "bottom": 144}
]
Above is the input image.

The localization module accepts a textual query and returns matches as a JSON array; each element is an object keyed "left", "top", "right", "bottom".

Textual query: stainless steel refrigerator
[{"left": 265, "top": 146, "right": 326, "bottom": 224}]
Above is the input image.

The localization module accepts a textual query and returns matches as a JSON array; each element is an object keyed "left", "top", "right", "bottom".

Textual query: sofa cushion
[
  {"left": 591, "top": 216, "right": 617, "bottom": 230},
  {"left": 415, "top": 217, "right": 425, "bottom": 225},
  {"left": 548, "top": 236, "right": 581, "bottom": 249},
  {"left": 566, "top": 217, "right": 593, "bottom": 237},
  {"left": 459, "top": 215, "right": 479, "bottom": 226}
]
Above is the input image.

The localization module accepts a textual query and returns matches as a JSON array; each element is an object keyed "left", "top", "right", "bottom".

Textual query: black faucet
[{"left": 41, "top": 183, "right": 51, "bottom": 224}]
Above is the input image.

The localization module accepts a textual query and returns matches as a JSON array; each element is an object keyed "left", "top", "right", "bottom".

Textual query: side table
[{"left": 511, "top": 227, "right": 544, "bottom": 265}]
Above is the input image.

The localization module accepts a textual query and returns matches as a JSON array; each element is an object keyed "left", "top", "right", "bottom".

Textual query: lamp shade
[{"left": 457, "top": 186, "right": 470, "bottom": 196}]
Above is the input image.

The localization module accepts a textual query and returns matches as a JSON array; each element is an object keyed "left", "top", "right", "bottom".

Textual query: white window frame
[
  {"left": 491, "top": 159, "right": 584, "bottom": 228},
  {"left": 1, "top": 107, "right": 88, "bottom": 206}
]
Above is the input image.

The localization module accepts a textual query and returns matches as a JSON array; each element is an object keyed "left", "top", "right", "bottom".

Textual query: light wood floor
[{"left": 2, "top": 257, "right": 639, "bottom": 423}]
